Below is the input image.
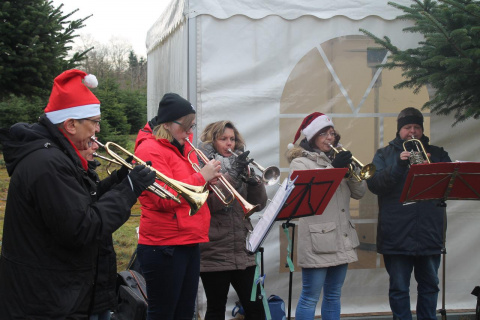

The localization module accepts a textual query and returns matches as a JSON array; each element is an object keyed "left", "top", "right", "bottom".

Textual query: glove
[
  {"left": 241, "top": 167, "right": 262, "bottom": 186},
  {"left": 115, "top": 156, "right": 134, "bottom": 181},
  {"left": 331, "top": 150, "right": 352, "bottom": 168},
  {"left": 234, "top": 150, "right": 251, "bottom": 175},
  {"left": 127, "top": 165, "right": 156, "bottom": 197}
]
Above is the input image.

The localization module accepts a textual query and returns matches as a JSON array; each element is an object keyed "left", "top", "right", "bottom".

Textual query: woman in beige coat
[{"left": 286, "top": 112, "right": 365, "bottom": 320}]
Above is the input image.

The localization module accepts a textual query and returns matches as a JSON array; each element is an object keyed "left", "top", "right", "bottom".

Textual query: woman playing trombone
[
  {"left": 197, "top": 120, "right": 267, "bottom": 320},
  {"left": 286, "top": 112, "right": 365, "bottom": 320},
  {"left": 134, "top": 93, "right": 221, "bottom": 320}
]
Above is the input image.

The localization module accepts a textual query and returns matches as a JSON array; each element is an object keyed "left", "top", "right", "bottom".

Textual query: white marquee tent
[{"left": 146, "top": 0, "right": 480, "bottom": 318}]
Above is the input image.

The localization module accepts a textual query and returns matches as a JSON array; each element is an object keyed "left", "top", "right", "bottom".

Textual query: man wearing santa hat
[{"left": 0, "top": 69, "right": 155, "bottom": 319}]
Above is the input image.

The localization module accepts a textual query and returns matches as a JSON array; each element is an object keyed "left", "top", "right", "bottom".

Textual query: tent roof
[{"left": 146, "top": 0, "right": 413, "bottom": 53}]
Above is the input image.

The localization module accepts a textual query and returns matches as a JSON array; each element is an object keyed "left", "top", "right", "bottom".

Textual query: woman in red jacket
[{"left": 134, "top": 93, "right": 221, "bottom": 320}]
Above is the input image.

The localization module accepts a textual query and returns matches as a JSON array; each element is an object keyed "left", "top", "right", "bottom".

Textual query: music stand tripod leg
[
  {"left": 282, "top": 222, "right": 295, "bottom": 320},
  {"left": 439, "top": 200, "right": 447, "bottom": 320}
]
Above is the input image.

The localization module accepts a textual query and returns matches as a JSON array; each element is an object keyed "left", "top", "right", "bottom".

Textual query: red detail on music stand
[
  {"left": 400, "top": 162, "right": 480, "bottom": 203},
  {"left": 276, "top": 168, "right": 348, "bottom": 221}
]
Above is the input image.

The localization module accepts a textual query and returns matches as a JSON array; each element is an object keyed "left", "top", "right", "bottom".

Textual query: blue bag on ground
[{"left": 267, "top": 295, "right": 286, "bottom": 320}]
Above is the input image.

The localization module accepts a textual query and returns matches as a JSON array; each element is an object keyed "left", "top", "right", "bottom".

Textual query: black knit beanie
[
  {"left": 397, "top": 107, "right": 424, "bottom": 133},
  {"left": 155, "top": 93, "right": 196, "bottom": 124}
]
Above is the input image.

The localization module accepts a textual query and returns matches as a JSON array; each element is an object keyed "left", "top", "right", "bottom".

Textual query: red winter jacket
[{"left": 134, "top": 128, "right": 210, "bottom": 246}]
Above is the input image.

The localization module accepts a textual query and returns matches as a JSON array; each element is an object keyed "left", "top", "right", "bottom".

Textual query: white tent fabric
[
  {"left": 146, "top": 1, "right": 480, "bottom": 318},
  {"left": 146, "top": 0, "right": 408, "bottom": 54}
]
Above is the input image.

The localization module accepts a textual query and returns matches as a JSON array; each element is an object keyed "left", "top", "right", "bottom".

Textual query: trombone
[
  {"left": 227, "top": 148, "right": 281, "bottom": 186},
  {"left": 403, "top": 135, "right": 431, "bottom": 165},
  {"left": 185, "top": 138, "right": 261, "bottom": 218},
  {"left": 328, "top": 143, "right": 376, "bottom": 181},
  {"left": 93, "top": 138, "right": 209, "bottom": 216}
]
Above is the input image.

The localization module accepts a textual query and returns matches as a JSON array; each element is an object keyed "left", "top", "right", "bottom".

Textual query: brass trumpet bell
[{"left": 228, "top": 148, "right": 281, "bottom": 186}]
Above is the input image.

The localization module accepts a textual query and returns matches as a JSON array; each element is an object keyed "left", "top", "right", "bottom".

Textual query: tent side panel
[{"left": 147, "top": 22, "right": 189, "bottom": 120}]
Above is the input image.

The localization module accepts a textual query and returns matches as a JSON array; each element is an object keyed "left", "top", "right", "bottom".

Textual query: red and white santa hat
[
  {"left": 44, "top": 69, "right": 100, "bottom": 124},
  {"left": 288, "top": 112, "right": 334, "bottom": 149}
]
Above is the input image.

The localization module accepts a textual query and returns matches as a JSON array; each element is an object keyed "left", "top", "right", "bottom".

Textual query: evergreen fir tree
[
  {"left": 360, "top": 0, "right": 480, "bottom": 125},
  {"left": 0, "top": 0, "right": 92, "bottom": 99}
]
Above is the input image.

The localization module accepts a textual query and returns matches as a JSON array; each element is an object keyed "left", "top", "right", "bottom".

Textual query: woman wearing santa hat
[{"left": 286, "top": 112, "right": 366, "bottom": 320}]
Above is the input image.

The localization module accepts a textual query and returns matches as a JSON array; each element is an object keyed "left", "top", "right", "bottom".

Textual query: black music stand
[
  {"left": 400, "top": 162, "right": 480, "bottom": 320},
  {"left": 276, "top": 168, "right": 347, "bottom": 320}
]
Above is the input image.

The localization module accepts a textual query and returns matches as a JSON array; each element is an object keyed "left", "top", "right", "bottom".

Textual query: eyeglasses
[
  {"left": 80, "top": 118, "right": 101, "bottom": 127},
  {"left": 318, "top": 131, "right": 337, "bottom": 138},
  {"left": 173, "top": 121, "right": 196, "bottom": 131}
]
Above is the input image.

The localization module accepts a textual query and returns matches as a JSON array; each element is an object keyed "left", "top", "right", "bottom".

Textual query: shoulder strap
[{"left": 129, "top": 270, "right": 148, "bottom": 302}]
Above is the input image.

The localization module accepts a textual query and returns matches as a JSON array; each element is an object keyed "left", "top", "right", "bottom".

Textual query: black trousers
[{"left": 200, "top": 265, "right": 265, "bottom": 320}]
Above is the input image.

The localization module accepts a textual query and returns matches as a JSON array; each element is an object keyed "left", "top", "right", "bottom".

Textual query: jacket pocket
[
  {"left": 346, "top": 220, "right": 360, "bottom": 249},
  {"left": 309, "top": 222, "right": 338, "bottom": 254}
]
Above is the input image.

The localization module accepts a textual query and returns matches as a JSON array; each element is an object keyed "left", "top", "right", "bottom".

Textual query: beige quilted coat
[{"left": 287, "top": 146, "right": 366, "bottom": 268}]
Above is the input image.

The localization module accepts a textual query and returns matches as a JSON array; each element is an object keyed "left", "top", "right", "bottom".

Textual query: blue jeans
[
  {"left": 137, "top": 244, "right": 200, "bottom": 320},
  {"left": 295, "top": 264, "right": 348, "bottom": 320},
  {"left": 383, "top": 254, "right": 441, "bottom": 320}
]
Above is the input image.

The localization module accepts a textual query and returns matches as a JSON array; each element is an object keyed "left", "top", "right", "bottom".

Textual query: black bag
[{"left": 112, "top": 270, "right": 147, "bottom": 320}]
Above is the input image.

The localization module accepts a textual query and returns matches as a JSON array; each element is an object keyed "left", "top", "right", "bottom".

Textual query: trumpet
[
  {"left": 227, "top": 148, "right": 281, "bottom": 186},
  {"left": 328, "top": 143, "right": 376, "bottom": 181},
  {"left": 403, "top": 135, "right": 431, "bottom": 165},
  {"left": 185, "top": 138, "right": 261, "bottom": 218},
  {"left": 93, "top": 138, "right": 209, "bottom": 216},
  {"left": 93, "top": 152, "right": 121, "bottom": 175},
  {"left": 92, "top": 150, "right": 178, "bottom": 201}
]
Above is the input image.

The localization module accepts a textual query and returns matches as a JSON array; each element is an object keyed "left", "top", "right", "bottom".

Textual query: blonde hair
[
  {"left": 152, "top": 113, "right": 196, "bottom": 141},
  {"left": 200, "top": 120, "right": 245, "bottom": 151}
]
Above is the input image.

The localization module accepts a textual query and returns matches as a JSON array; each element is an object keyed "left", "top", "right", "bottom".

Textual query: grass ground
[{"left": 0, "top": 137, "right": 140, "bottom": 270}]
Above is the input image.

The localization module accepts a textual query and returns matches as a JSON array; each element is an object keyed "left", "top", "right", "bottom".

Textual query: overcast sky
[{"left": 51, "top": 0, "right": 172, "bottom": 57}]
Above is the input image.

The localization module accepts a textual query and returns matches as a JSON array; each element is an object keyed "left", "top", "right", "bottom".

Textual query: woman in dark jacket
[
  {"left": 367, "top": 107, "right": 451, "bottom": 320},
  {"left": 198, "top": 120, "right": 268, "bottom": 320}
]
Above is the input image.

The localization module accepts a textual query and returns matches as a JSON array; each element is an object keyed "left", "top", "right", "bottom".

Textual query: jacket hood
[
  {"left": 0, "top": 115, "right": 79, "bottom": 176},
  {"left": 134, "top": 122, "right": 154, "bottom": 151},
  {"left": 1, "top": 122, "right": 53, "bottom": 176}
]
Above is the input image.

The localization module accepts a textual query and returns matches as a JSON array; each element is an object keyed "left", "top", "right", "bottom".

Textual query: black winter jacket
[
  {"left": 367, "top": 134, "right": 451, "bottom": 255},
  {"left": 0, "top": 115, "right": 136, "bottom": 319},
  {"left": 86, "top": 160, "right": 126, "bottom": 315}
]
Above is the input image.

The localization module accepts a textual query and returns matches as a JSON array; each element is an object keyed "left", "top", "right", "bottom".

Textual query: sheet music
[{"left": 246, "top": 177, "right": 295, "bottom": 253}]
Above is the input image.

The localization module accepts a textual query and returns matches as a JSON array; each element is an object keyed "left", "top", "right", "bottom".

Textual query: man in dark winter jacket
[
  {"left": 0, "top": 69, "right": 155, "bottom": 320},
  {"left": 367, "top": 107, "right": 451, "bottom": 320}
]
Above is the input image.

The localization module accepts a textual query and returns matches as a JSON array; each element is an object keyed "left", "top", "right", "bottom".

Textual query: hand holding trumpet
[
  {"left": 199, "top": 159, "right": 222, "bottom": 183},
  {"left": 399, "top": 150, "right": 431, "bottom": 166},
  {"left": 128, "top": 165, "right": 157, "bottom": 197}
]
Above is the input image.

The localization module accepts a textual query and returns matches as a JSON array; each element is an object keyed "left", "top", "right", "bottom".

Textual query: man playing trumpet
[
  {"left": 367, "top": 107, "right": 451, "bottom": 320},
  {"left": 0, "top": 69, "right": 155, "bottom": 319}
]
